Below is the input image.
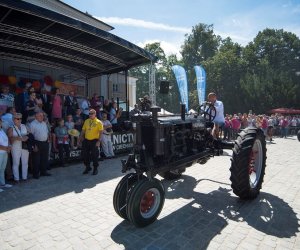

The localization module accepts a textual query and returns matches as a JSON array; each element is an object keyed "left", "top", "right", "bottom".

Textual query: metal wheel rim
[
  {"left": 139, "top": 188, "right": 161, "bottom": 219},
  {"left": 249, "top": 138, "right": 263, "bottom": 188}
]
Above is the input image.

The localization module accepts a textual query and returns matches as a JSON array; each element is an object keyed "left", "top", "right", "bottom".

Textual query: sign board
[{"left": 49, "top": 131, "right": 135, "bottom": 165}]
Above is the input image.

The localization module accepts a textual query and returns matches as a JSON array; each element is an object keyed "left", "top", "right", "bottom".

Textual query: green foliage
[{"left": 130, "top": 26, "right": 300, "bottom": 114}]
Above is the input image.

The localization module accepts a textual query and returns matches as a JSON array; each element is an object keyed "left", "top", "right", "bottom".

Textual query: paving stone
[{"left": 0, "top": 136, "right": 299, "bottom": 249}]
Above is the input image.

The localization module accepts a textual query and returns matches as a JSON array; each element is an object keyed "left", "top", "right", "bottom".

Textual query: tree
[
  {"left": 180, "top": 23, "right": 221, "bottom": 109},
  {"left": 203, "top": 38, "right": 245, "bottom": 113},
  {"left": 241, "top": 28, "right": 300, "bottom": 111}
]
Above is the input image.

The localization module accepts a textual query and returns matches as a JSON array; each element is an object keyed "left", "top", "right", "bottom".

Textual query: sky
[{"left": 63, "top": 0, "right": 300, "bottom": 57}]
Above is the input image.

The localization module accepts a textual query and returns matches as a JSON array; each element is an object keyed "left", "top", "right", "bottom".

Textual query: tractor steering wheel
[{"left": 197, "top": 102, "right": 217, "bottom": 122}]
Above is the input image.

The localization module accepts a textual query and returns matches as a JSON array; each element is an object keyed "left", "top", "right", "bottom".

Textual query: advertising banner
[
  {"left": 194, "top": 65, "right": 206, "bottom": 105},
  {"left": 172, "top": 65, "right": 189, "bottom": 111}
]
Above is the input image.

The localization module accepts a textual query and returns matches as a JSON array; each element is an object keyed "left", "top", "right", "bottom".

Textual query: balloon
[
  {"left": 8, "top": 76, "right": 17, "bottom": 85},
  {"left": 32, "top": 80, "right": 41, "bottom": 90},
  {"left": 54, "top": 80, "right": 62, "bottom": 88}
]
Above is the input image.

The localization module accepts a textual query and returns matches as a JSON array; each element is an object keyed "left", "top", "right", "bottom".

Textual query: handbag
[
  {"left": 22, "top": 141, "right": 28, "bottom": 150},
  {"left": 13, "top": 125, "right": 29, "bottom": 151}
]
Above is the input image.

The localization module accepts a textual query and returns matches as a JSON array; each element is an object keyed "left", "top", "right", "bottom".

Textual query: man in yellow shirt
[{"left": 79, "top": 109, "right": 103, "bottom": 175}]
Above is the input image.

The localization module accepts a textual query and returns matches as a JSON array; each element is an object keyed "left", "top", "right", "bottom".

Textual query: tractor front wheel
[{"left": 126, "top": 178, "right": 165, "bottom": 227}]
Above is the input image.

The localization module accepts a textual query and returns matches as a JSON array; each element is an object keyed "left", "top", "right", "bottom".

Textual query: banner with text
[
  {"left": 172, "top": 65, "right": 189, "bottom": 112},
  {"left": 194, "top": 65, "right": 206, "bottom": 105}
]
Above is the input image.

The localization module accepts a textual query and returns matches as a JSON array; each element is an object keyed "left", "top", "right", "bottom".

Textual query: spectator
[
  {"left": 7, "top": 113, "right": 29, "bottom": 183},
  {"left": 290, "top": 117, "right": 298, "bottom": 135},
  {"left": 102, "top": 99, "right": 111, "bottom": 120},
  {"left": 26, "top": 92, "right": 39, "bottom": 123},
  {"left": 29, "top": 111, "right": 51, "bottom": 179},
  {"left": 240, "top": 113, "right": 249, "bottom": 129},
  {"left": 223, "top": 116, "right": 232, "bottom": 141},
  {"left": 140, "top": 95, "right": 152, "bottom": 112},
  {"left": 73, "top": 108, "right": 84, "bottom": 132},
  {"left": 51, "top": 88, "right": 63, "bottom": 120},
  {"left": 15, "top": 82, "right": 31, "bottom": 123},
  {"left": 90, "top": 93, "right": 101, "bottom": 118},
  {"left": 0, "top": 117, "right": 12, "bottom": 191},
  {"left": 261, "top": 115, "right": 268, "bottom": 136},
  {"left": 267, "top": 115, "right": 275, "bottom": 142},
  {"left": 109, "top": 102, "right": 118, "bottom": 130},
  {"left": 129, "top": 104, "right": 141, "bottom": 118},
  {"left": 279, "top": 116, "right": 289, "bottom": 138},
  {"left": 64, "top": 91, "right": 79, "bottom": 116},
  {"left": 65, "top": 114, "right": 75, "bottom": 149},
  {"left": 231, "top": 115, "right": 241, "bottom": 139},
  {"left": 101, "top": 113, "right": 115, "bottom": 159},
  {"left": 54, "top": 119, "right": 70, "bottom": 167},
  {"left": 0, "top": 85, "right": 14, "bottom": 115},
  {"left": 40, "top": 87, "right": 52, "bottom": 119},
  {"left": 1, "top": 107, "right": 16, "bottom": 132},
  {"left": 81, "top": 97, "right": 90, "bottom": 120}
]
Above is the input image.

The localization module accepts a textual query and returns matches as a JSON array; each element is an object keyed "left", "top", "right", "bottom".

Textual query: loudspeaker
[{"left": 160, "top": 80, "right": 169, "bottom": 94}]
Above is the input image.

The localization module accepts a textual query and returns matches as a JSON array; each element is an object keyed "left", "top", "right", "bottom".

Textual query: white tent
[
  {"left": 158, "top": 108, "right": 173, "bottom": 115},
  {"left": 189, "top": 109, "right": 197, "bottom": 114}
]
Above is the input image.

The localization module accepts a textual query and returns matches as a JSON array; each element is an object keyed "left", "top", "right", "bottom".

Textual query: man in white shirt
[
  {"left": 208, "top": 92, "right": 225, "bottom": 139},
  {"left": 30, "top": 111, "right": 51, "bottom": 179}
]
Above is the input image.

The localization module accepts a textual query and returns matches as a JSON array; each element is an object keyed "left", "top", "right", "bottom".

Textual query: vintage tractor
[{"left": 113, "top": 104, "right": 267, "bottom": 227}]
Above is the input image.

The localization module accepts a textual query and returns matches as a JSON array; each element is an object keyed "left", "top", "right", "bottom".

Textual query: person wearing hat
[
  {"left": 7, "top": 113, "right": 30, "bottom": 183},
  {"left": 0, "top": 117, "right": 13, "bottom": 191},
  {"left": 79, "top": 109, "right": 103, "bottom": 175}
]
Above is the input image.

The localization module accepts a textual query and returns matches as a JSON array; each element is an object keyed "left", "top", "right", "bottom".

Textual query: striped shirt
[{"left": 30, "top": 119, "right": 49, "bottom": 142}]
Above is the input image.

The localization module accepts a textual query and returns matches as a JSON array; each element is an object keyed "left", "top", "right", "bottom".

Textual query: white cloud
[
  {"left": 136, "top": 39, "right": 183, "bottom": 58},
  {"left": 95, "top": 16, "right": 190, "bottom": 33}
]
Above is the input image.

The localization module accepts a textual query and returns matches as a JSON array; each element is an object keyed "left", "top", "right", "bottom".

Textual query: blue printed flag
[
  {"left": 194, "top": 65, "right": 206, "bottom": 105},
  {"left": 172, "top": 65, "right": 188, "bottom": 112}
]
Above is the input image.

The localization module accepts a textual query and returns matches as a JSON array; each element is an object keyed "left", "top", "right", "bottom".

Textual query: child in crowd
[
  {"left": 65, "top": 115, "right": 75, "bottom": 149},
  {"left": 54, "top": 119, "right": 70, "bottom": 167}
]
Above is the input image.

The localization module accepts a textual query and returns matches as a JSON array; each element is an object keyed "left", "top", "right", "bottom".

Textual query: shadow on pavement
[
  {"left": 0, "top": 158, "right": 124, "bottom": 213},
  {"left": 111, "top": 175, "right": 299, "bottom": 250}
]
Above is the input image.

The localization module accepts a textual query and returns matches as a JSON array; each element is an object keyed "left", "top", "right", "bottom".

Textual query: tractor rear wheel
[{"left": 230, "top": 127, "right": 267, "bottom": 199}]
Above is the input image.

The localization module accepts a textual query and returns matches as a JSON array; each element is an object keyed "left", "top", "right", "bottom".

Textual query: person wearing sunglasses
[
  {"left": 79, "top": 109, "right": 103, "bottom": 175},
  {"left": 7, "top": 113, "right": 30, "bottom": 183}
]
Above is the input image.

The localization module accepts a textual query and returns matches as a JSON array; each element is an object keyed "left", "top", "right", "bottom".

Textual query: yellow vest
[{"left": 82, "top": 118, "right": 103, "bottom": 140}]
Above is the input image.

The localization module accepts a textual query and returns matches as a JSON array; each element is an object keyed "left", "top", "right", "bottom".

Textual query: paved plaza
[{"left": 0, "top": 136, "right": 299, "bottom": 250}]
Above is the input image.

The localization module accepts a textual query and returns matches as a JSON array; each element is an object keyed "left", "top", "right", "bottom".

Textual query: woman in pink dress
[{"left": 51, "top": 88, "right": 63, "bottom": 120}]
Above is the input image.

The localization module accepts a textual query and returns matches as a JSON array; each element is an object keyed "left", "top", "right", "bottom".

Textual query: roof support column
[{"left": 125, "top": 69, "right": 129, "bottom": 119}]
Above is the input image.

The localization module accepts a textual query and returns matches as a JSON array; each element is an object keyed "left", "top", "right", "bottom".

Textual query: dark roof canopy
[{"left": 0, "top": 0, "right": 156, "bottom": 78}]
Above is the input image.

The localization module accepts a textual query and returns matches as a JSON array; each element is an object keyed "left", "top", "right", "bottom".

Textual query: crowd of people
[
  {"left": 0, "top": 84, "right": 125, "bottom": 191},
  {"left": 221, "top": 113, "right": 300, "bottom": 141},
  {"left": 1, "top": 84, "right": 299, "bottom": 192}
]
